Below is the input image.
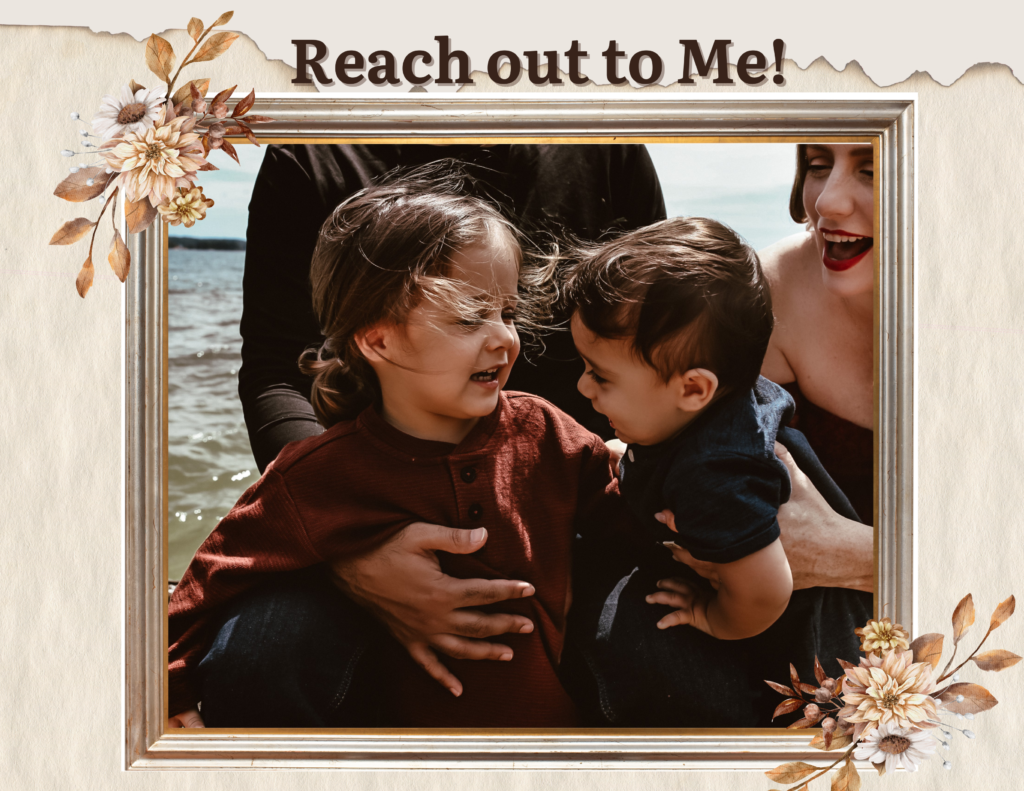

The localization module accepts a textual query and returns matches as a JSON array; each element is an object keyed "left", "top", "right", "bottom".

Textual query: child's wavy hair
[
  {"left": 299, "top": 161, "right": 550, "bottom": 428},
  {"left": 558, "top": 216, "right": 773, "bottom": 394}
]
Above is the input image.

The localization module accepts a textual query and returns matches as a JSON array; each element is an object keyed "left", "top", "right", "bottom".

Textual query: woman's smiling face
[{"left": 803, "top": 144, "right": 875, "bottom": 298}]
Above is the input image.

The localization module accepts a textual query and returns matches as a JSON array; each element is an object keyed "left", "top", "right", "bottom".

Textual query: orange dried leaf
[
  {"left": 787, "top": 716, "right": 814, "bottom": 729},
  {"left": 191, "top": 32, "right": 238, "bottom": 64},
  {"left": 125, "top": 198, "right": 158, "bottom": 234},
  {"left": 49, "top": 217, "right": 95, "bottom": 245},
  {"left": 831, "top": 758, "right": 861, "bottom": 791},
  {"left": 211, "top": 84, "right": 237, "bottom": 107},
  {"left": 231, "top": 88, "right": 255, "bottom": 117},
  {"left": 810, "top": 731, "right": 853, "bottom": 751},
  {"left": 145, "top": 34, "right": 175, "bottom": 82},
  {"left": 790, "top": 663, "right": 803, "bottom": 691},
  {"left": 797, "top": 682, "right": 819, "bottom": 696},
  {"left": 54, "top": 167, "right": 110, "bottom": 203},
  {"left": 172, "top": 78, "right": 211, "bottom": 108},
  {"left": 76, "top": 255, "right": 94, "bottom": 297},
  {"left": 874, "top": 760, "right": 886, "bottom": 776},
  {"left": 235, "top": 123, "right": 259, "bottom": 146},
  {"left": 242, "top": 114, "right": 274, "bottom": 123},
  {"left": 772, "top": 698, "right": 804, "bottom": 719},
  {"left": 187, "top": 17, "right": 204, "bottom": 42},
  {"left": 836, "top": 658, "right": 856, "bottom": 671},
  {"left": 129, "top": 78, "right": 145, "bottom": 93},
  {"left": 972, "top": 649, "right": 1022, "bottom": 672},
  {"left": 108, "top": 229, "right": 130, "bottom": 282},
  {"left": 909, "top": 632, "right": 944, "bottom": 670},
  {"left": 764, "top": 761, "right": 818, "bottom": 784},
  {"left": 221, "top": 139, "right": 241, "bottom": 165},
  {"left": 813, "top": 656, "right": 827, "bottom": 686},
  {"left": 211, "top": 10, "right": 234, "bottom": 27},
  {"left": 936, "top": 682, "right": 998, "bottom": 714},
  {"left": 989, "top": 595, "right": 1015, "bottom": 633},
  {"left": 952, "top": 594, "right": 976, "bottom": 645},
  {"left": 765, "top": 680, "right": 798, "bottom": 698}
]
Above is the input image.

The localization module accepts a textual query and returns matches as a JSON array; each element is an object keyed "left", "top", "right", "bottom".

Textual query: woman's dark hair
[
  {"left": 559, "top": 216, "right": 773, "bottom": 394},
  {"left": 298, "top": 162, "right": 532, "bottom": 428},
  {"left": 789, "top": 143, "right": 810, "bottom": 223}
]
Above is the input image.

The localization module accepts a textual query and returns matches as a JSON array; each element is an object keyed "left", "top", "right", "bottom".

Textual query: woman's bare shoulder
[{"left": 759, "top": 232, "right": 816, "bottom": 282}]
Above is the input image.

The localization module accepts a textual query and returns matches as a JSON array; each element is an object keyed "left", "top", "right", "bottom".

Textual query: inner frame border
[{"left": 125, "top": 93, "right": 915, "bottom": 770}]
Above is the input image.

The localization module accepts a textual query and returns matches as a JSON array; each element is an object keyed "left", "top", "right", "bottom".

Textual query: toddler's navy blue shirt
[{"left": 618, "top": 376, "right": 795, "bottom": 564}]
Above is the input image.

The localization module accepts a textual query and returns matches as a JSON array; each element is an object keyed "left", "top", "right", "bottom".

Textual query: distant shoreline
[{"left": 169, "top": 237, "right": 246, "bottom": 251}]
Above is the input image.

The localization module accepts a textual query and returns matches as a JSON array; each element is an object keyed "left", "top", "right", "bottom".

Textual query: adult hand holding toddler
[{"left": 330, "top": 523, "right": 536, "bottom": 697}]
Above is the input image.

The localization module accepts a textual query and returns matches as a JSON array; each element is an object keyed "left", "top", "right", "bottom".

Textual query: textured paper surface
[
  {"left": 4, "top": 1, "right": 1024, "bottom": 87},
  {"left": 3, "top": 14, "right": 1023, "bottom": 791}
]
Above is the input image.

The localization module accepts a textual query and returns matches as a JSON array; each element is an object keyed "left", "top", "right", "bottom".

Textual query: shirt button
[
  {"left": 460, "top": 466, "right": 477, "bottom": 484},
  {"left": 468, "top": 503, "right": 483, "bottom": 520}
]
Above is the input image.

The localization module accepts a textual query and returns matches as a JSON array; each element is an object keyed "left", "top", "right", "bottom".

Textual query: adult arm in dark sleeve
[{"left": 237, "top": 146, "right": 333, "bottom": 472}]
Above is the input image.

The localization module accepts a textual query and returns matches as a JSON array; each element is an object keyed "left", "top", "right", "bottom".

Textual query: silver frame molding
[{"left": 125, "top": 94, "right": 915, "bottom": 770}]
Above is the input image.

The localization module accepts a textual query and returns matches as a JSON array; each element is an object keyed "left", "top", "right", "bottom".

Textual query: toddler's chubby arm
[{"left": 648, "top": 538, "right": 793, "bottom": 639}]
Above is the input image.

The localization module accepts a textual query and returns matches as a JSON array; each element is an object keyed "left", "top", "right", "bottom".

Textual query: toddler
[
  {"left": 167, "top": 165, "right": 620, "bottom": 728},
  {"left": 563, "top": 216, "right": 796, "bottom": 640}
]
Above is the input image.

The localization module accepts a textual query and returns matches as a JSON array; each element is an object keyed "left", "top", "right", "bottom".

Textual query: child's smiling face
[
  {"left": 571, "top": 314, "right": 699, "bottom": 446},
  {"left": 363, "top": 227, "right": 521, "bottom": 444}
]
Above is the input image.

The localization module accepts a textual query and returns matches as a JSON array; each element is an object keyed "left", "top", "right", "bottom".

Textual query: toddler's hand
[{"left": 646, "top": 577, "right": 712, "bottom": 633}]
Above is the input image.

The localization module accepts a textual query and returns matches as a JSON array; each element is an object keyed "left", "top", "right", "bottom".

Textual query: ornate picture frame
[{"left": 124, "top": 92, "right": 915, "bottom": 769}]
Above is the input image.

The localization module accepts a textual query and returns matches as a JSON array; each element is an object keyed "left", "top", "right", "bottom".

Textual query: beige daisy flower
[
  {"left": 839, "top": 648, "right": 939, "bottom": 740},
  {"left": 855, "top": 617, "right": 911, "bottom": 657},
  {"left": 103, "top": 108, "right": 209, "bottom": 207},
  {"left": 158, "top": 187, "right": 215, "bottom": 228},
  {"left": 853, "top": 721, "right": 936, "bottom": 773},
  {"left": 92, "top": 84, "right": 166, "bottom": 140}
]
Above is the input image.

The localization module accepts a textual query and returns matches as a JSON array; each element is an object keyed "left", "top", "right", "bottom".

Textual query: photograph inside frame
[{"left": 166, "top": 140, "right": 877, "bottom": 731}]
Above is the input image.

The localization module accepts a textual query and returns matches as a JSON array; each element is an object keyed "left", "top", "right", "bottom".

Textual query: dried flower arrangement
[
  {"left": 49, "top": 11, "right": 272, "bottom": 297},
  {"left": 765, "top": 595, "right": 1019, "bottom": 789}
]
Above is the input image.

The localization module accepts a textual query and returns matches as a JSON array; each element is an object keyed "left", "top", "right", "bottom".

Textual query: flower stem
[
  {"left": 789, "top": 745, "right": 857, "bottom": 788},
  {"left": 166, "top": 25, "right": 212, "bottom": 97},
  {"left": 88, "top": 183, "right": 120, "bottom": 258},
  {"left": 939, "top": 629, "right": 992, "bottom": 683}
]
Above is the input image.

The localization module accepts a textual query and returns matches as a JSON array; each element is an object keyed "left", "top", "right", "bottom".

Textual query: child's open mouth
[
  {"left": 470, "top": 367, "right": 500, "bottom": 385},
  {"left": 821, "top": 230, "right": 873, "bottom": 272}
]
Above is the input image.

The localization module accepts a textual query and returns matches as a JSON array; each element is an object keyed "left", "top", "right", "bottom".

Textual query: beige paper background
[{"left": 3, "top": 21, "right": 1022, "bottom": 790}]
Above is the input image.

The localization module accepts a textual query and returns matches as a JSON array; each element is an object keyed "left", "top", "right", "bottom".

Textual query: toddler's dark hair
[
  {"left": 299, "top": 162, "right": 544, "bottom": 427},
  {"left": 560, "top": 216, "right": 773, "bottom": 393}
]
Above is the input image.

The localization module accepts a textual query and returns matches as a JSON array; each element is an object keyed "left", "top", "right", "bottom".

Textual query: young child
[
  {"left": 167, "top": 166, "right": 619, "bottom": 728},
  {"left": 562, "top": 216, "right": 796, "bottom": 641}
]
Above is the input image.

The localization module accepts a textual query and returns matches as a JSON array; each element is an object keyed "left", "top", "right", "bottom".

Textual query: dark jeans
[{"left": 197, "top": 427, "right": 871, "bottom": 727}]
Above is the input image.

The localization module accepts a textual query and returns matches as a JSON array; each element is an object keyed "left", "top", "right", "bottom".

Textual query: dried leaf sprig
[
  {"left": 764, "top": 595, "right": 1019, "bottom": 790},
  {"left": 50, "top": 11, "right": 274, "bottom": 297}
]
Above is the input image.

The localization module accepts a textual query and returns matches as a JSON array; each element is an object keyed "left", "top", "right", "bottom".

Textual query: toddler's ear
[
  {"left": 354, "top": 323, "right": 391, "bottom": 362},
  {"left": 676, "top": 368, "right": 718, "bottom": 412}
]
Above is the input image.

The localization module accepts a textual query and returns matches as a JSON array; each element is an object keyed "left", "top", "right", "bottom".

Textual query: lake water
[{"left": 168, "top": 249, "right": 258, "bottom": 579}]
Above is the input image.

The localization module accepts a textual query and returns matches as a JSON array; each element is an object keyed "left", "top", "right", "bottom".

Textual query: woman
[{"left": 761, "top": 143, "right": 875, "bottom": 523}]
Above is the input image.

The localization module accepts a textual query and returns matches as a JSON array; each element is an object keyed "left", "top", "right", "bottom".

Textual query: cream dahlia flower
[
  {"left": 839, "top": 648, "right": 939, "bottom": 739},
  {"left": 92, "top": 84, "right": 166, "bottom": 140},
  {"left": 853, "top": 721, "right": 936, "bottom": 773},
  {"left": 158, "top": 186, "right": 215, "bottom": 227},
  {"left": 103, "top": 109, "right": 209, "bottom": 207},
  {"left": 856, "top": 617, "right": 911, "bottom": 657}
]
